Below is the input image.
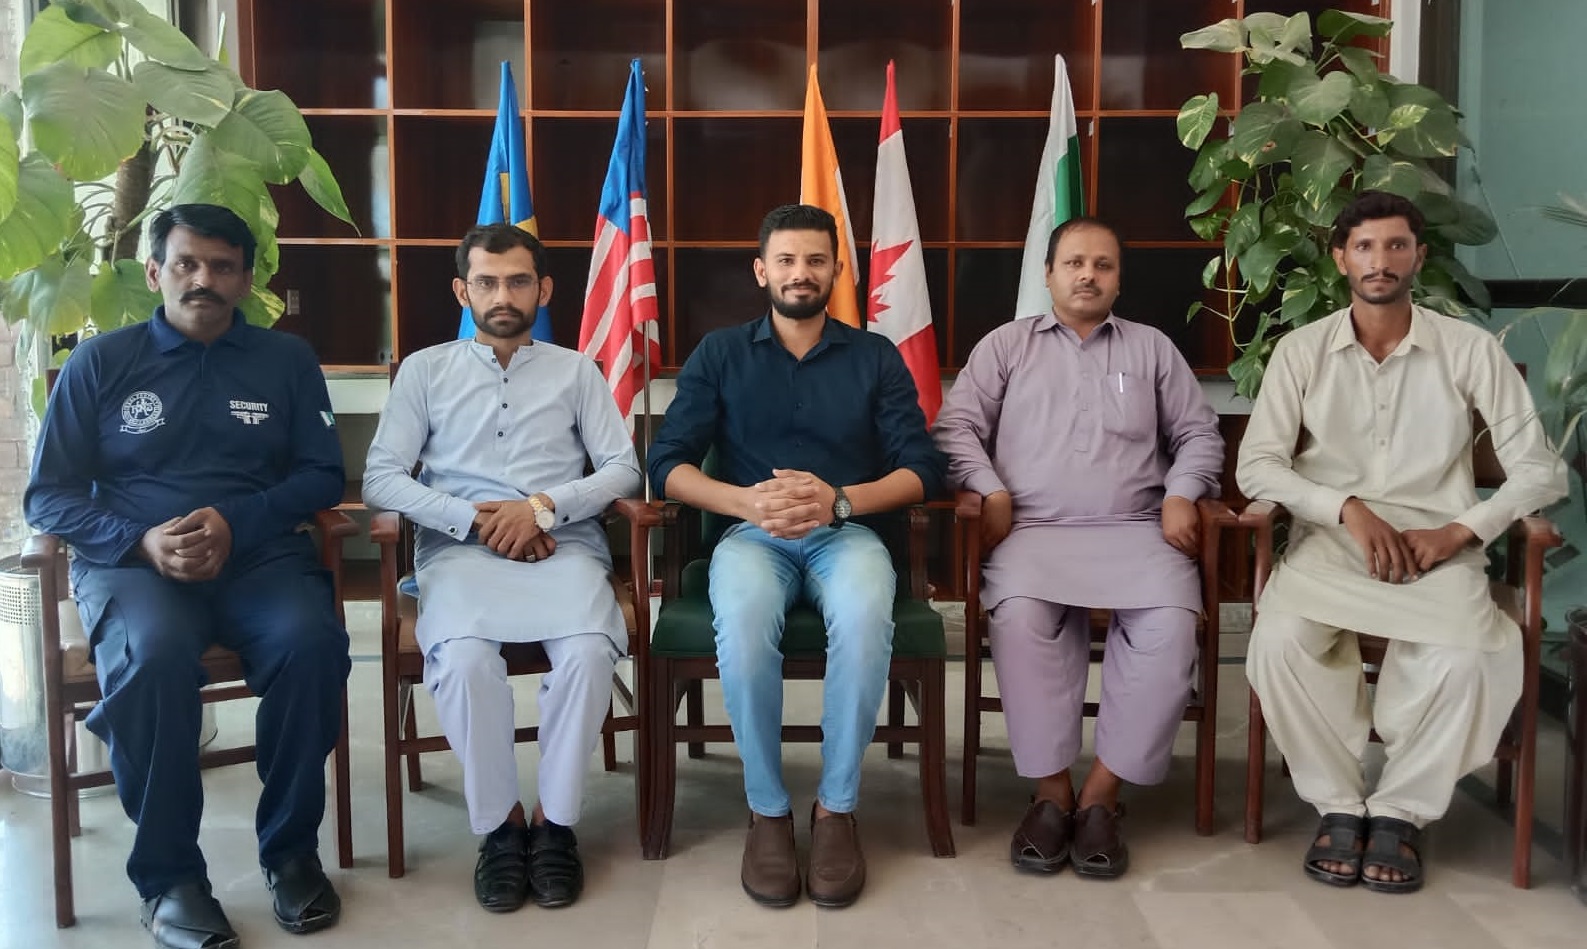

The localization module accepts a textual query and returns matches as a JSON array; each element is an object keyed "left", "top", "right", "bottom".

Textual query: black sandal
[
  {"left": 1302, "top": 813, "right": 1365, "bottom": 887},
  {"left": 264, "top": 853, "right": 342, "bottom": 934},
  {"left": 140, "top": 881, "right": 240, "bottom": 949},
  {"left": 1361, "top": 816, "right": 1424, "bottom": 894}
]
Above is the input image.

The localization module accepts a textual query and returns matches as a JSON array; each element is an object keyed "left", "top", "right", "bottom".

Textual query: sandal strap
[{"left": 1364, "top": 816, "right": 1423, "bottom": 872}]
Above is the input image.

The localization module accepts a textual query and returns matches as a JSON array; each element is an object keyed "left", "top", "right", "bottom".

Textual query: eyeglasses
[{"left": 467, "top": 275, "right": 540, "bottom": 294}]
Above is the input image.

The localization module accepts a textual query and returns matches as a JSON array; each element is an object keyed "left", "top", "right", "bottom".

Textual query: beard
[
  {"left": 472, "top": 304, "right": 533, "bottom": 339},
  {"left": 767, "top": 281, "right": 832, "bottom": 321}
]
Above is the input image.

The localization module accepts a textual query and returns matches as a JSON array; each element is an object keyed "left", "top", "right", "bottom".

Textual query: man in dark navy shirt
[
  {"left": 647, "top": 204, "right": 946, "bottom": 909},
  {"left": 25, "top": 204, "right": 350, "bottom": 948}
]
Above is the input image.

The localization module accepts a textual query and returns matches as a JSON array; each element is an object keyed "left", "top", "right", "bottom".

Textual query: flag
[
  {"left": 458, "top": 61, "right": 553, "bottom": 342},
  {"left": 868, "top": 61, "right": 941, "bottom": 426},
  {"left": 577, "top": 60, "right": 661, "bottom": 432},
  {"left": 1015, "top": 54, "right": 1085, "bottom": 320},
  {"left": 799, "top": 64, "right": 862, "bottom": 328}
]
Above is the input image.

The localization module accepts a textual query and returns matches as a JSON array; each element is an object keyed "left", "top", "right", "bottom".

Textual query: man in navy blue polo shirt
[
  {"left": 647, "top": 204, "right": 946, "bottom": 909},
  {"left": 25, "top": 204, "right": 350, "bottom": 948}
]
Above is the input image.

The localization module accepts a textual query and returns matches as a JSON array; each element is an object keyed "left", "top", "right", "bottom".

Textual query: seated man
[
  {"left": 934, "top": 216, "right": 1223, "bottom": 879},
  {"left": 363, "top": 223, "right": 641, "bottom": 913},
  {"left": 646, "top": 204, "right": 946, "bottom": 908},
  {"left": 1238, "top": 190, "right": 1568, "bottom": 893},
  {"left": 24, "top": 204, "right": 350, "bottom": 948}
]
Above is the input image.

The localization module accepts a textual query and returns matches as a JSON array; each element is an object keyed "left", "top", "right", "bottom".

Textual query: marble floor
[{"left": 1, "top": 601, "right": 1583, "bottom": 949}]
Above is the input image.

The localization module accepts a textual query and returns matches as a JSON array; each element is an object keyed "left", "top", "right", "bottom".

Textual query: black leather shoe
[
  {"left": 475, "top": 821, "right": 532, "bottom": 913},
  {"left": 140, "top": 880, "right": 240, "bottom": 949},
  {"left": 528, "top": 820, "right": 584, "bottom": 908},
  {"left": 263, "top": 852, "right": 341, "bottom": 934}
]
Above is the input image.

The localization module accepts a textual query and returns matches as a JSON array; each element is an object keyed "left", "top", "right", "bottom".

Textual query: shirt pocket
[{"left": 1101, "top": 383, "right": 1156, "bottom": 442}]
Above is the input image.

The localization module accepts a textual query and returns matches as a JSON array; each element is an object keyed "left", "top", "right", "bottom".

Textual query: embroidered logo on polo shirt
[
  {"left": 119, "top": 391, "right": 165, "bottom": 434},
  {"left": 229, "top": 399, "right": 270, "bottom": 425}
]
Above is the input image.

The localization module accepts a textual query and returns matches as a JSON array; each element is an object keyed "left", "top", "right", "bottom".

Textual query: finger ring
[{"left": 526, "top": 554, "right": 538, "bottom": 563}]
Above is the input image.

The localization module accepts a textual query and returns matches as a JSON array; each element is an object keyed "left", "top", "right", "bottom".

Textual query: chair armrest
[
  {"left": 1196, "top": 497, "right": 1240, "bottom": 529},
  {"left": 953, "top": 490, "right": 983, "bottom": 521},
  {"left": 313, "top": 509, "right": 359, "bottom": 540},
  {"left": 369, "top": 510, "right": 402, "bottom": 546},
  {"left": 1237, "top": 499, "right": 1287, "bottom": 529},
  {"left": 21, "top": 532, "right": 61, "bottom": 570},
  {"left": 610, "top": 497, "right": 664, "bottom": 528},
  {"left": 1510, "top": 514, "right": 1564, "bottom": 549}
]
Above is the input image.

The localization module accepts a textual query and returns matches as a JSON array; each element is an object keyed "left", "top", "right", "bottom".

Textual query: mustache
[
  {"left": 1365, "top": 271, "right": 1400, "bottom": 282},
  {"left": 180, "top": 288, "right": 225, "bottom": 305},
  {"left": 486, "top": 305, "right": 528, "bottom": 321},
  {"left": 782, "top": 282, "right": 819, "bottom": 293}
]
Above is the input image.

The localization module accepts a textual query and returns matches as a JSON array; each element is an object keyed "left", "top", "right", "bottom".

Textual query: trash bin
[
  {"left": 0, "top": 555, "right": 215, "bottom": 800},
  {"left": 1567, "top": 606, "right": 1587, "bottom": 906}
]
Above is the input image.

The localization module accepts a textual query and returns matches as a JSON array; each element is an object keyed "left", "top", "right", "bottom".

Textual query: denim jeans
[{"left": 708, "top": 521, "right": 896, "bottom": 817}]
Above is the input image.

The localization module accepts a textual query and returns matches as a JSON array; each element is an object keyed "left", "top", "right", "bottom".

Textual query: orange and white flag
[
  {"left": 868, "top": 61, "right": 941, "bottom": 425},
  {"left": 800, "top": 64, "right": 862, "bottom": 328}
]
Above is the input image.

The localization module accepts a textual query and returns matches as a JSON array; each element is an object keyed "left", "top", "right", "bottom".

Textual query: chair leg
[
  {"left": 1496, "top": 756, "right": 1514, "bottom": 809},
  {"left": 644, "top": 660, "right": 678, "bottom": 860},
  {"left": 961, "top": 648, "right": 981, "bottom": 827},
  {"left": 1514, "top": 750, "right": 1533, "bottom": 888},
  {"left": 64, "top": 718, "right": 82, "bottom": 838},
  {"left": 334, "top": 689, "right": 354, "bottom": 869},
  {"left": 685, "top": 679, "right": 705, "bottom": 760},
  {"left": 401, "top": 685, "right": 423, "bottom": 791},
  {"left": 1195, "top": 649, "right": 1218, "bottom": 837},
  {"left": 886, "top": 680, "right": 905, "bottom": 759},
  {"left": 49, "top": 706, "right": 75, "bottom": 927},
  {"left": 602, "top": 697, "right": 618, "bottom": 773},
  {"left": 1245, "top": 687, "right": 1267, "bottom": 845},
  {"left": 385, "top": 673, "right": 408, "bottom": 879},
  {"left": 916, "top": 664, "right": 955, "bottom": 857}
]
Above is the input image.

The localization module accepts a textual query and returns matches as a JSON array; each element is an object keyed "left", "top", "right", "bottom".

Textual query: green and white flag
[{"left": 1015, "top": 54, "right": 1085, "bottom": 319}]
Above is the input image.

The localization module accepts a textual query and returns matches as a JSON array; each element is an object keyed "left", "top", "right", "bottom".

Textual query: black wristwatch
[{"left": 831, "top": 485, "right": 852, "bottom": 528}]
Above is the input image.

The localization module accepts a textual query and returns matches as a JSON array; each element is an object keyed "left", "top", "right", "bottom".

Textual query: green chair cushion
[{"left": 651, "top": 559, "right": 946, "bottom": 659}]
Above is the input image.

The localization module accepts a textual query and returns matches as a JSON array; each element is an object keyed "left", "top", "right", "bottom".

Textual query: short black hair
[
  {"left": 148, "top": 204, "right": 257, "bottom": 269},
  {"left": 456, "top": 223, "right": 549, "bottom": 279},
  {"left": 758, "top": 204, "right": 839, "bottom": 259},
  {"left": 1330, "top": 190, "right": 1426, "bottom": 248},
  {"left": 1044, "top": 216, "right": 1121, "bottom": 270}
]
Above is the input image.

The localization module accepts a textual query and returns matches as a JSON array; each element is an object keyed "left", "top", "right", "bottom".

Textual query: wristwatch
[
  {"left": 831, "top": 486, "right": 852, "bottom": 529},
  {"left": 528, "top": 494, "right": 555, "bottom": 531}
]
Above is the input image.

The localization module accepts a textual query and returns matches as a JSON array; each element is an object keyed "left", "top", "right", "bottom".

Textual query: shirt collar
[
  {"left": 467, "top": 337, "right": 535, "bottom": 368},
  {"left": 149, "top": 306, "right": 247, "bottom": 353},
  {"left": 1034, "top": 311, "right": 1120, "bottom": 340},
  {"left": 749, "top": 311, "right": 853, "bottom": 349},
  {"left": 1325, "top": 305, "right": 1440, "bottom": 355}
]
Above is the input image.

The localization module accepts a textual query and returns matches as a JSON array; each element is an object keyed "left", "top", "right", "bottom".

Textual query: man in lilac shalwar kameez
[{"left": 934, "top": 218, "right": 1223, "bottom": 879}]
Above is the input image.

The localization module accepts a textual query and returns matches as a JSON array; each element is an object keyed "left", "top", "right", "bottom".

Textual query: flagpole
[{"left": 641, "top": 329, "right": 653, "bottom": 503}]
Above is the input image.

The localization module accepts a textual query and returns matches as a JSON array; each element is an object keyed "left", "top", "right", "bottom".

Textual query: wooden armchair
[
  {"left": 1239, "top": 417, "right": 1562, "bottom": 888},
  {"left": 960, "top": 498, "right": 1244, "bottom": 834},
  {"left": 370, "top": 501, "right": 654, "bottom": 876},
  {"left": 20, "top": 511, "right": 358, "bottom": 928},
  {"left": 636, "top": 492, "right": 980, "bottom": 861}
]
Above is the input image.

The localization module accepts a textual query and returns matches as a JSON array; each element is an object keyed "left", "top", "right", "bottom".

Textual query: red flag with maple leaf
[{"left": 868, "top": 61, "right": 941, "bottom": 426}]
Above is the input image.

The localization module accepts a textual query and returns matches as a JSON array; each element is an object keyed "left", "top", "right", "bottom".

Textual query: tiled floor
[{"left": 1, "top": 601, "right": 1583, "bottom": 948}]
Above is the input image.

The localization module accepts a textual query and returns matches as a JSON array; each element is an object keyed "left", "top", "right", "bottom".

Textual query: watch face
[
  {"left": 834, "top": 496, "right": 852, "bottom": 518},
  {"left": 535, "top": 509, "right": 555, "bottom": 530}
]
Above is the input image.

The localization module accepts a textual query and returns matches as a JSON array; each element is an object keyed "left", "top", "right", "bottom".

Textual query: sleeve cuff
[
  {"left": 543, "top": 485, "right": 581, "bottom": 526},
  {"left": 1301, "top": 487, "right": 1354, "bottom": 527},
  {"left": 650, "top": 461, "right": 681, "bottom": 500},
  {"left": 961, "top": 469, "right": 1007, "bottom": 500},
  {"left": 1454, "top": 509, "right": 1506, "bottom": 547},
  {"left": 1164, "top": 478, "right": 1210, "bottom": 503},
  {"left": 441, "top": 496, "right": 477, "bottom": 541}
]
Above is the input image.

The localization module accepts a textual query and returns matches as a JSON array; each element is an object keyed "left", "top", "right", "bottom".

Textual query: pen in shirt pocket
[{"left": 1116, "top": 372, "right": 1125, "bottom": 393}]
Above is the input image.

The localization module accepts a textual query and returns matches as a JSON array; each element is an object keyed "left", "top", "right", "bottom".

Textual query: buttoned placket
[{"left": 1361, "top": 348, "right": 1401, "bottom": 494}]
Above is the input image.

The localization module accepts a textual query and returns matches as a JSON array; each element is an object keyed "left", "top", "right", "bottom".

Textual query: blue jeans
[{"left": 708, "top": 521, "right": 896, "bottom": 817}]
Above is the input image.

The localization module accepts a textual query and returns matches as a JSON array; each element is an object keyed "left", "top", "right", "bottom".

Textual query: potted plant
[
  {"left": 0, "top": 0, "right": 354, "bottom": 409},
  {"left": 1175, "top": 8, "right": 1496, "bottom": 397}
]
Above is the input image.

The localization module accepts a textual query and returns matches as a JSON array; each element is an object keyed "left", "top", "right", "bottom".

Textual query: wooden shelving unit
[{"left": 237, "top": 0, "right": 1391, "bottom": 377}]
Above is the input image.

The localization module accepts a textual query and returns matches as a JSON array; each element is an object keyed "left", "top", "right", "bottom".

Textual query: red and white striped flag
[
  {"left": 578, "top": 60, "right": 660, "bottom": 432},
  {"left": 868, "top": 61, "right": 941, "bottom": 426}
]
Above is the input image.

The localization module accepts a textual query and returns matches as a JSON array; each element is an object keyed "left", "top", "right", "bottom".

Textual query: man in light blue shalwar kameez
[{"left": 364, "top": 224, "right": 640, "bottom": 913}]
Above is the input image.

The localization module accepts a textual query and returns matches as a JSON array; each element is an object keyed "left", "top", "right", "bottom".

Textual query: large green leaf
[
  {"left": 1201, "top": 255, "right": 1222, "bottom": 289},
  {"left": 0, "top": 115, "right": 17, "bottom": 223},
  {"left": 133, "top": 61, "right": 234, "bottom": 127},
  {"left": 238, "top": 285, "right": 285, "bottom": 328},
  {"left": 1430, "top": 199, "right": 1498, "bottom": 246},
  {"left": 1378, "top": 83, "right": 1465, "bottom": 158},
  {"left": 1542, "top": 311, "right": 1587, "bottom": 431},
  {"left": 22, "top": 63, "right": 146, "bottom": 181},
  {"left": 1180, "top": 18, "right": 1246, "bottom": 53},
  {"left": 1190, "top": 208, "right": 1230, "bottom": 241},
  {"left": 1230, "top": 102, "right": 1301, "bottom": 167},
  {"left": 1289, "top": 71, "right": 1354, "bottom": 126},
  {"left": 1291, "top": 132, "right": 1355, "bottom": 210},
  {"left": 119, "top": 6, "right": 210, "bottom": 71},
  {"left": 1360, "top": 154, "right": 1423, "bottom": 199},
  {"left": 1432, "top": 253, "right": 1491, "bottom": 310},
  {"left": 1224, "top": 203, "right": 1262, "bottom": 259},
  {"left": 90, "top": 258, "right": 161, "bottom": 328},
  {"left": 1245, "top": 12, "right": 1311, "bottom": 65},
  {"left": 297, "top": 146, "right": 356, "bottom": 229},
  {"left": 1189, "top": 140, "right": 1231, "bottom": 192},
  {"left": 54, "top": 0, "right": 140, "bottom": 31},
  {"left": 0, "top": 157, "right": 76, "bottom": 280},
  {"left": 1177, "top": 94, "right": 1219, "bottom": 149},
  {"left": 20, "top": 254, "right": 96, "bottom": 337},
  {"left": 0, "top": 92, "right": 22, "bottom": 140},
  {"left": 1239, "top": 237, "right": 1286, "bottom": 295},
  {"left": 19, "top": 5, "right": 121, "bottom": 75},
  {"left": 1317, "top": 10, "right": 1394, "bottom": 42},
  {"left": 1280, "top": 273, "right": 1321, "bottom": 325},
  {"left": 207, "top": 90, "right": 312, "bottom": 184},
  {"left": 171, "top": 137, "right": 273, "bottom": 236},
  {"left": 1348, "top": 82, "right": 1391, "bottom": 128},
  {"left": 1256, "top": 60, "right": 1308, "bottom": 101},
  {"left": 1335, "top": 47, "right": 1382, "bottom": 85},
  {"left": 1185, "top": 185, "right": 1224, "bottom": 217}
]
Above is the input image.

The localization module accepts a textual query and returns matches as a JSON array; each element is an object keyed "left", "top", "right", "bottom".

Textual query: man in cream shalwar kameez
[
  {"left": 1238, "top": 191, "right": 1567, "bottom": 893},
  {"left": 935, "top": 218, "right": 1223, "bottom": 879},
  {"left": 364, "top": 224, "right": 641, "bottom": 912}
]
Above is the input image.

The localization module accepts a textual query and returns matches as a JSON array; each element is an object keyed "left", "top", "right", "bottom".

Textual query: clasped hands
[
  {"left": 473, "top": 499, "right": 557, "bottom": 563},
  {"left": 976, "top": 492, "right": 1201, "bottom": 558},
  {"left": 140, "top": 507, "right": 232, "bottom": 582},
  {"left": 744, "top": 469, "right": 836, "bottom": 540},
  {"left": 1340, "top": 497, "right": 1475, "bottom": 584}
]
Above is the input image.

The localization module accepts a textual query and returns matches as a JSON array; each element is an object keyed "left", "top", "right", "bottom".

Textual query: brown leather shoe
[
  {"left": 807, "top": 805, "right": 865, "bottom": 908},
  {"left": 741, "top": 813, "right": 800, "bottom": 907},
  {"left": 1071, "top": 803, "right": 1129, "bottom": 879},
  {"left": 1011, "top": 798, "right": 1073, "bottom": 873}
]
